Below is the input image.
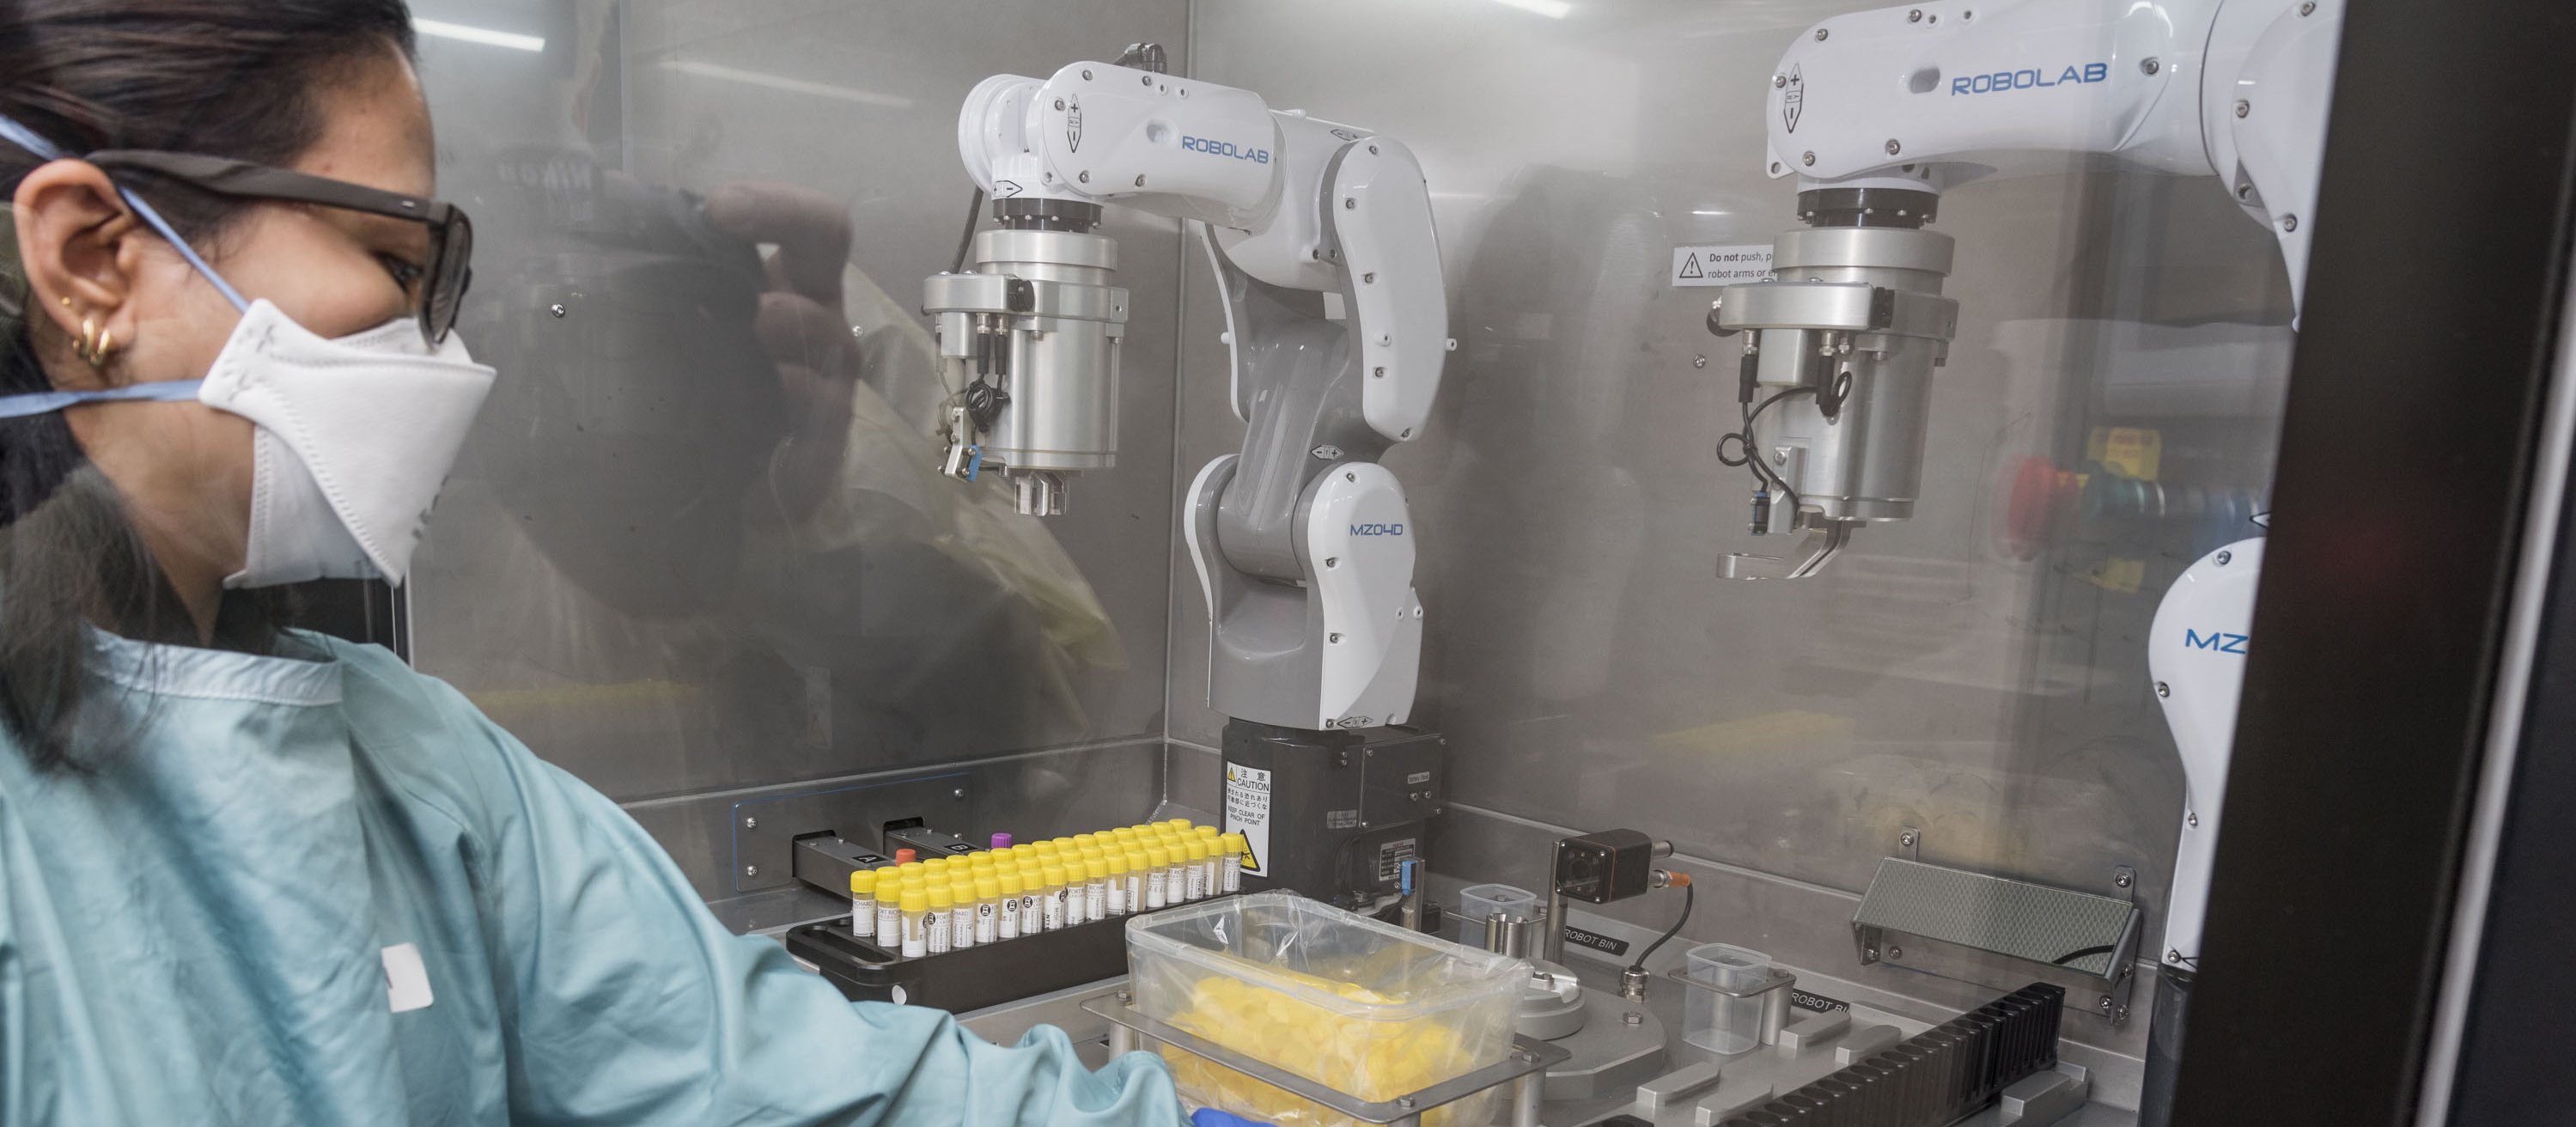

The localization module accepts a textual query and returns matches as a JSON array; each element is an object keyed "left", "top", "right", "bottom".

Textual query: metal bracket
[
  {"left": 1721, "top": 519, "right": 1854, "bottom": 581},
  {"left": 1851, "top": 858, "right": 2143, "bottom": 1026}
]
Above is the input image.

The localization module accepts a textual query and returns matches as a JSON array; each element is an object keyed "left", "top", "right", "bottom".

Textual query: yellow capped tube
[
  {"left": 975, "top": 877, "right": 1002, "bottom": 944},
  {"left": 1105, "top": 852, "right": 1131, "bottom": 916},
  {"left": 874, "top": 868, "right": 905, "bottom": 946},
  {"left": 924, "top": 885, "right": 954, "bottom": 953},
  {"left": 1220, "top": 833, "right": 1246, "bottom": 893},
  {"left": 1145, "top": 846, "right": 1172, "bottom": 910},
  {"left": 1167, "top": 842, "right": 1195, "bottom": 902},
  {"left": 1040, "top": 865, "right": 1070, "bottom": 931},
  {"left": 1016, "top": 865, "right": 1043, "bottom": 931},
  {"left": 849, "top": 868, "right": 877, "bottom": 932},
  {"left": 1121, "top": 850, "right": 1147, "bottom": 913},
  {"left": 948, "top": 880, "right": 977, "bottom": 950},
  {"left": 996, "top": 871, "right": 1024, "bottom": 941},
  {"left": 1184, "top": 838, "right": 1212, "bottom": 902},
  {"left": 1083, "top": 856, "right": 1110, "bottom": 921},
  {"left": 899, "top": 888, "right": 931, "bottom": 958}
]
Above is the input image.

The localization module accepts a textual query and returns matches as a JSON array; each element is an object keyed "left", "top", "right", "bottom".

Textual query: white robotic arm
[
  {"left": 926, "top": 57, "right": 1450, "bottom": 732},
  {"left": 1710, "top": 0, "right": 2340, "bottom": 579}
]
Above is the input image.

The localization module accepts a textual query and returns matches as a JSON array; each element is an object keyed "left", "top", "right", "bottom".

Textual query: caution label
[
  {"left": 1224, "top": 764, "right": 1272, "bottom": 878},
  {"left": 1671, "top": 243, "right": 1775, "bottom": 288}
]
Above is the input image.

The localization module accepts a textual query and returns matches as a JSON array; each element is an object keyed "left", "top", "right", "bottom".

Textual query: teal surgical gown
[{"left": 0, "top": 629, "right": 1186, "bottom": 1126}]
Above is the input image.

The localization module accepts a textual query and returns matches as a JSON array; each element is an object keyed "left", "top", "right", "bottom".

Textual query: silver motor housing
[{"left": 924, "top": 224, "right": 1130, "bottom": 515}]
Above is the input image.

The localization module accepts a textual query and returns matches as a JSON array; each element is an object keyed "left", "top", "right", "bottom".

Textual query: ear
[{"left": 11, "top": 160, "right": 148, "bottom": 381}]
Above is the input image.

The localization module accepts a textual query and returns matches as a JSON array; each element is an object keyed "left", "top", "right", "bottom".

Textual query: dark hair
[{"left": 0, "top": 0, "right": 419, "bottom": 769}]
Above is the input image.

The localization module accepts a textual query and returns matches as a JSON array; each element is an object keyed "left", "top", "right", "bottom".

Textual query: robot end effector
[{"left": 1706, "top": 0, "right": 2342, "bottom": 578}]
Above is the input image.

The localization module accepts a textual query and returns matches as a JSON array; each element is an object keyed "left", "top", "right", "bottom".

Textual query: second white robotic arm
[{"left": 1708, "top": 0, "right": 2340, "bottom": 579}]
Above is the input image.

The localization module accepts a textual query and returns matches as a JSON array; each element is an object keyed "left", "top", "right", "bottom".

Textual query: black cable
[
  {"left": 2050, "top": 943, "right": 2117, "bottom": 967},
  {"left": 1718, "top": 386, "right": 1821, "bottom": 515},
  {"left": 947, "top": 188, "right": 988, "bottom": 275},
  {"left": 1629, "top": 883, "right": 1696, "bottom": 975}
]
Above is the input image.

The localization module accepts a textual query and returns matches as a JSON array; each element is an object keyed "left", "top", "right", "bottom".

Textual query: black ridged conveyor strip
[{"left": 1714, "top": 983, "right": 2065, "bottom": 1127}]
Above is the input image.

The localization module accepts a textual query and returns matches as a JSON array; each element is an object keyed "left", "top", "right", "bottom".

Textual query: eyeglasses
[{"left": 85, "top": 149, "right": 475, "bottom": 346}]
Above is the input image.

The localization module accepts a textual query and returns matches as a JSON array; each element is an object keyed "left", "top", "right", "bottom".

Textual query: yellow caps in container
[
  {"left": 976, "top": 875, "right": 1001, "bottom": 901},
  {"left": 1107, "top": 850, "right": 1130, "bottom": 875},
  {"left": 1073, "top": 832, "right": 1098, "bottom": 848},
  {"left": 898, "top": 861, "right": 926, "bottom": 875},
  {"left": 1051, "top": 837, "right": 1077, "bottom": 852},
  {"left": 1221, "top": 832, "right": 1245, "bottom": 855},
  {"left": 998, "top": 869, "right": 1023, "bottom": 897},
  {"left": 1195, "top": 825, "right": 1221, "bottom": 839},
  {"left": 899, "top": 887, "right": 929, "bottom": 914},
  {"left": 927, "top": 884, "right": 953, "bottom": 911},
  {"left": 1165, "top": 818, "right": 1191, "bottom": 832},
  {"left": 1086, "top": 856, "right": 1109, "bottom": 881},
  {"left": 1147, "top": 845, "right": 1171, "bottom": 868},
  {"left": 1042, "top": 863, "right": 1068, "bottom": 889},
  {"left": 950, "top": 879, "right": 975, "bottom": 905},
  {"left": 850, "top": 869, "right": 876, "bottom": 895}
]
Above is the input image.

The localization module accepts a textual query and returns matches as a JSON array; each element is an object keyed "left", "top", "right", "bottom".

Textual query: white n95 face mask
[{"left": 198, "top": 300, "right": 496, "bottom": 588}]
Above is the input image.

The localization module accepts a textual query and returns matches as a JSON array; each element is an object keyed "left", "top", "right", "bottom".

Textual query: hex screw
[
  {"left": 1078, "top": 171, "right": 1090, "bottom": 184},
  {"left": 1885, "top": 139, "right": 1902, "bottom": 155},
  {"left": 1081, "top": 69, "right": 1093, "bottom": 80},
  {"left": 1774, "top": 73, "right": 1788, "bottom": 88},
  {"left": 2235, "top": 100, "right": 2250, "bottom": 119},
  {"left": 1899, "top": 831, "right": 1918, "bottom": 848},
  {"left": 1888, "top": 946, "right": 1903, "bottom": 959},
  {"left": 2281, "top": 214, "right": 2299, "bottom": 232},
  {"left": 1343, "top": 197, "right": 1358, "bottom": 210},
  {"left": 744, "top": 865, "right": 759, "bottom": 878},
  {"left": 2299, "top": 0, "right": 2315, "bottom": 12},
  {"left": 2116, "top": 871, "right": 2136, "bottom": 889},
  {"left": 1908, "top": 8, "right": 1922, "bottom": 20},
  {"left": 1134, "top": 174, "right": 1147, "bottom": 187},
  {"left": 2216, "top": 550, "right": 2233, "bottom": 565},
  {"left": 2156, "top": 681, "right": 2171, "bottom": 698},
  {"left": 1802, "top": 150, "right": 1817, "bottom": 166},
  {"left": 2141, "top": 57, "right": 2160, "bottom": 75},
  {"left": 1816, "top": 27, "right": 1830, "bottom": 40},
  {"left": 742, "top": 816, "right": 758, "bottom": 830},
  {"left": 2169, "top": 949, "right": 2183, "bottom": 962},
  {"left": 549, "top": 303, "right": 568, "bottom": 319},
  {"left": 2189, "top": 812, "right": 2201, "bottom": 827},
  {"left": 953, "top": 788, "right": 967, "bottom": 801},
  {"left": 1054, "top": 99, "right": 1066, "bottom": 111},
  {"left": 1694, "top": 355, "right": 1709, "bottom": 369}
]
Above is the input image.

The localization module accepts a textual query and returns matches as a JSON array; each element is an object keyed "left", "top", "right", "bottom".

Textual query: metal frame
[
  {"left": 1081, "top": 994, "right": 1567, "bottom": 1127},
  {"left": 2173, "top": 2, "right": 2576, "bottom": 1123}
]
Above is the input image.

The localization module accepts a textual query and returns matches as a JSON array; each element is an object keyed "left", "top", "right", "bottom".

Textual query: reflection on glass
[{"left": 408, "top": 2, "right": 1152, "bottom": 807}]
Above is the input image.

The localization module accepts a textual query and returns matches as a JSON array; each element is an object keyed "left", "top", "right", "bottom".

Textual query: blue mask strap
[
  {"left": 0, "top": 380, "right": 204, "bottom": 419},
  {"left": 0, "top": 112, "right": 250, "bottom": 313}
]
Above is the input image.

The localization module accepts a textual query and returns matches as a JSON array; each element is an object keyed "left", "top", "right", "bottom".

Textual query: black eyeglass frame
[{"left": 84, "top": 149, "right": 474, "bottom": 345}]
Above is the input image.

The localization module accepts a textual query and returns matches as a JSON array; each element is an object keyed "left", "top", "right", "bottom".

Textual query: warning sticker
[
  {"left": 1671, "top": 243, "right": 1775, "bottom": 288},
  {"left": 1225, "top": 764, "right": 1272, "bottom": 878},
  {"left": 1374, "top": 838, "right": 1418, "bottom": 884}
]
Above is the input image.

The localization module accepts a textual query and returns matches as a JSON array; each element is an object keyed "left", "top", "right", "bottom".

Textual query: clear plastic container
[
  {"left": 1684, "top": 942, "right": 1770, "bottom": 1054},
  {"left": 1127, "top": 892, "right": 1527, "bottom": 1127},
  {"left": 1453, "top": 883, "right": 1538, "bottom": 946}
]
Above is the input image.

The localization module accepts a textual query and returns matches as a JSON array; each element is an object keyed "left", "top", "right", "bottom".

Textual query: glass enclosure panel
[
  {"left": 405, "top": 0, "right": 1188, "bottom": 813},
  {"left": 1174, "top": 0, "right": 2305, "bottom": 1075}
]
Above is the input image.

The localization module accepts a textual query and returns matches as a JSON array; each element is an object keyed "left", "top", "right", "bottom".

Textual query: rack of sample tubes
[{"left": 787, "top": 819, "right": 1251, "bottom": 1012}]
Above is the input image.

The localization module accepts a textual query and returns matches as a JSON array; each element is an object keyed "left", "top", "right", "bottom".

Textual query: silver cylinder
[
  {"left": 1754, "top": 225, "right": 1954, "bottom": 524},
  {"left": 972, "top": 229, "right": 1124, "bottom": 476}
]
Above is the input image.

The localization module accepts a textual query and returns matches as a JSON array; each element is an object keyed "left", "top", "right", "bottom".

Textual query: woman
[{"left": 0, "top": 3, "right": 1187, "bottom": 1124}]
